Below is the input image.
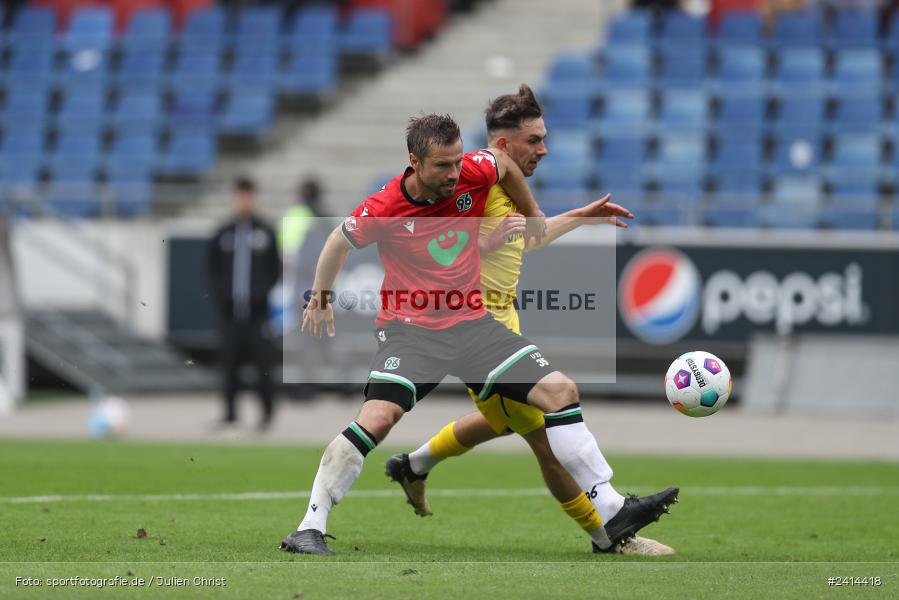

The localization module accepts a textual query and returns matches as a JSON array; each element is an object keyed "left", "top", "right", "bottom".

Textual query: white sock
[
  {"left": 544, "top": 404, "right": 625, "bottom": 524},
  {"left": 408, "top": 442, "right": 440, "bottom": 475},
  {"left": 298, "top": 435, "right": 365, "bottom": 534}
]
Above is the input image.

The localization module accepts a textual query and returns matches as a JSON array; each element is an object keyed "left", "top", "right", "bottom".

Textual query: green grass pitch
[{"left": 0, "top": 439, "right": 896, "bottom": 599}]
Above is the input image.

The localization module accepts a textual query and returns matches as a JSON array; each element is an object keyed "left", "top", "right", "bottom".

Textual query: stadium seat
[
  {"left": 548, "top": 53, "right": 595, "bottom": 83},
  {"left": 181, "top": 7, "right": 226, "bottom": 51},
  {"left": 50, "top": 135, "right": 101, "bottom": 171},
  {"left": 159, "top": 133, "right": 217, "bottom": 176},
  {"left": 542, "top": 86, "right": 595, "bottom": 130},
  {"left": 594, "top": 136, "right": 647, "bottom": 170},
  {"left": 819, "top": 209, "right": 879, "bottom": 230},
  {"left": 227, "top": 51, "right": 279, "bottom": 93},
  {"left": 233, "top": 6, "right": 282, "bottom": 49},
  {"left": 830, "top": 95, "right": 883, "bottom": 134},
  {"left": 716, "top": 11, "right": 763, "bottom": 48},
  {"left": 55, "top": 89, "right": 107, "bottom": 135},
  {"left": 598, "top": 46, "right": 651, "bottom": 89},
  {"left": 831, "top": 50, "right": 883, "bottom": 95},
  {"left": 770, "top": 174, "right": 823, "bottom": 207},
  {"left": 2, "top": 90, "right": 50, "bottom": 126},
  {"left": 534, "top": 133, "right": 593, "bottom": 192},
  {"left": 0, "top": 131, "right": 45, "bottom": 189},
  {"left": 340, "top": 9, "right": 392, "bottom": 57},
  {"left": 605, "top": 10, "right": 651, "bottom": 46},
  {"left": 284, "top": 5, "right": 338, "bottom": 56},
  {"left": 712, "top": 167, "right": 764, "bottom": 199},
  {"left": 771, "top": 96, "right": 825, "bottom": 140},
  {"left": 106, "top": 134, "right": 159, "bottom": 178},
  {"left": 713, "top": 137, "right": 763, "bottom": 172},
  {"left": 770, "top": 132, "right": 822, "bottom": 176},
  {"left": 169, "top": 49, "right": 222, "bottom": 94},
  {"left": 713, "top": 46, "right": 766, "bottom": 93},
  {"left": 218, "top": 91, "right": 275, "bottom": 136},
  {"left": 703, "top": 204, "right": 757, "bottom": 228},
  {"left": 597, "top": 166, "right": 646, "bottom": 201},
  {"left": 828, "top": 177, "right": 880, "bottom": 211},
  {"left": 633, "top": 202, "right": 691, "bottom": 227},
  {"left": 8, "top": 6, "right": 56, "bottom": 46},
  {"left": 45, "top": 179, "right": 101, "bottom": 218},
  {"left": 771, "top": 10, "right": 822, "bottom": 49},
  {"left": 3, "top": 45, "right": 56, "bottom": 91},
  {"left": 656, "top": 90, "right": 708, "bottom": 133},
  {"left": 64, "top": 8, "right": 115, "bottom": 53},
  {"left": 122, "top": 8, "right": 172, "bottom": 52},
  {"left": 110, "top": 92, "right": 163, "bottom": 135},
  {"left": 770, "top": 48, "right": 826, "bottom": 97},
  {"left": 591, "top": 90, "right": 651, "bottom": 137},
  {"left": 891, "top": 207, "right": 899, "bottom": 230},
  {"left": 715, "top": 93, "right": 765, "bottom": 137},
  {"left": 656, "top": 52, "right": 706, "bottom": 90},
  {"left": 115, "top": 48, "right": 167, "bottom": 92},
  {"left": 281, "top": 54, "right": 338, "bottom": 96},
  {"left": 657, "top": 11, "right": 706, "bottom": 54},
  {"left": 57, "top": 50, "right": 111, "bottom": 91},
  {"left": 169, "top": 90, "right": 219, "bottom": 132},
  {"left": 649, "top": 135, "right": 706, "bottom": 199},
  {"left": 538, "top": 191, "right": 595, "bottom": 217},
  {"left": 827, "top": 9, "right": 878, "bottom": 50}
]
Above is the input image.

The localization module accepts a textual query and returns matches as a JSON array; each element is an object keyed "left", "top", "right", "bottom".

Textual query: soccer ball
[{"left": 664, "top": 351, "right": 731, "bottom": 417}]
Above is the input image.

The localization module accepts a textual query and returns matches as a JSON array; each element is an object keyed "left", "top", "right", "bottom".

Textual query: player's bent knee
[
  {"left": 356, "top": 399, "right": 404, "bottom": 442},
  {"left": 528, "top": 371, "right": 579, "bottom": 413}
]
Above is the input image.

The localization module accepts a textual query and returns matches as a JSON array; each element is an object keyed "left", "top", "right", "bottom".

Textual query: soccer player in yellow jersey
[{"left": 386, "top": 85, "right": 674, "bottom": 556}]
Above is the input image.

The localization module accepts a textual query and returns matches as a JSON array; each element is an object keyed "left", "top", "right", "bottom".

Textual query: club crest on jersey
[
  {"left": 384, "top": 356, "right": 400, "bottom": 370},
  {"left": 455, "top": 192, "right": 473, "bottom": 212}
]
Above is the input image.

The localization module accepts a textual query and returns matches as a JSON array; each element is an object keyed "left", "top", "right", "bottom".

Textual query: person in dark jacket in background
[{"left": 208, "top": 177, "right": 282, "bottom": 430}]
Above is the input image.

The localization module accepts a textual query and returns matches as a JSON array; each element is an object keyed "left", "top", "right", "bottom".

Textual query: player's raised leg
[
  {"left": 526, "top": 370, "right": 679, "bottom": 548},
  {"left": 280, "top": 399, "right": 403, "bottom": 555},
  {"left": 387, "top": 410, "right": 502, "bottom": 516}
]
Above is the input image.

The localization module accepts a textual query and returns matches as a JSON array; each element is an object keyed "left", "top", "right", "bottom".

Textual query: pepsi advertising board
[{"left": 616, "top": 243, "right": 899, "bottom": 346}]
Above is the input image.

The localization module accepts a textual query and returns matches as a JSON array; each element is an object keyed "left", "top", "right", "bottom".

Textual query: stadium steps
[
  {"left": 189, "top": 0, "right": 623, "bottom": 217},
  {"left": 25, "top": 309, "right": 216, "bottom": 394}
]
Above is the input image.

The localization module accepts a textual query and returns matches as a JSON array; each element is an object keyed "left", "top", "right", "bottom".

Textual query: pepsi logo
[{"left": 619, "top": 248, "right": 701, "bottom": 344}]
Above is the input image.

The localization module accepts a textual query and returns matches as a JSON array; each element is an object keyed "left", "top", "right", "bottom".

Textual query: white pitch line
[{"left": 1, "top": 486, "right": 898, "bottom": 505}]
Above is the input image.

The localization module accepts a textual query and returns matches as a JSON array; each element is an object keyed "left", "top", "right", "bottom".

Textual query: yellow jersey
[{"left": 479, "top": 183, "right": 525, "bottom": 334}]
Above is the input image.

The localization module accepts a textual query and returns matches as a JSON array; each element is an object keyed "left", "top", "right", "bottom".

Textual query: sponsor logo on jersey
[{"left": 427, "top": 230, "right": 470, "bottom": 267}]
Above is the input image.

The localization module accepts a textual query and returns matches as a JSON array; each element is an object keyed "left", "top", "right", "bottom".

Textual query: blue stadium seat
[
  {"left": 712, "top": 167, "right": 764, "bottom": 199},
  {"left": 8, "top": 6, "right": 56, "bottom": 46},
  {"left": 542, "top": 86, "right": 595, "bottom": 130},
  {"left": 57, "top": 50, "right": 110, "bottom": 90},
  {"left": 885, "top": 15, "right": 899, "bottom": 52},
  {"left": 2, "top": 90, "right": 50, "bottom": 125},
  {"left": 831, "top": 50, "right": 883, "bottom": 95},
  {"left": 233, "top": 6, "right": 282, "bottom": 49},
  {"left": 830, "top": 95, "right": 883, "bottom": 134},
  {"left": 169, "top": 90, "right": 219, "bottom": 132},
  {"left": 4, "top": 45, "right": 56, "bottom": 90},
  {"left": 715, "top": 93, "right": 765, "bottom": 137},
  {"left": 599, "top": 46, "right": 651, "bottom": 88},
  {"left": 819, "top": 209, "right": 879, "bottom": 230},
  {"left": 547, "top": 54, "right": 594, "bottom": 83},
  {"left": 115, "top": 49, "right": 166, "bottom": 92},
  {"left": 281, "top": 54, "right": 338, "bottom": 96},
  {"left": 111, "top": 92, "right": 162, "bottom": 135},
  {"left": 122, "top": 8, "right": 172, "bottom": 52},
  {"left": 45, "top": 180, "right": 100, "bottom": 218},
  {"left": 108, "top": 178, "right": 154, "bottom": 216},
  {"left": 891, "top": 207, "right": 899, "bottom": 230},
  {"left": 827, "top": 134, "right": 883, "bottom": 185},
  {"left": 340, "top": 9, "right": 392, "bottom": 57},
  {"left": 713, "top": 137, "right": 762, "bottom": 171},
  {"left": 0, "top": 131, "right": 45, "bottom": 189},
  {"left": 716, "top": 11, "right": 763, "bottom": 48},
  {"left": 106, "top": 134, "right": 158, "bottom": 178},
  {"left": 828, "top": 178, "right": 880, "bottom": 211},
  {"left": 770, "top": 133, "right": 822, "bottom": 176},
  {"left": 658, "top": 11, "right": 706, "bottom": 53},
  {"left": 703, "top": 204, "right": 757, "bottom": 228},
  {"left": 182, "top": 7, "right": 226, "bottom": 51},
  {"left": 759, "top": 203, "right": 821, "bottom": 229},
  {"left": 634, "top": 203, "right": 691, "bottom": 227},
  {"left": 713, "top": 46, "right": 766, "bottom": 93},
  {"left": 656, "top": 52, "right": 706, "bottom": 90},
  {"left": 770, "top": 174, "right": 823, "bottom": 205},
  {"left": 594, "top": 136, "right": 647, "bottom": 170},
  {"left": 227, "top": 51, "right": 278, "bottom": 92},
  {"left": 219, "top": 91, "right": 275, "bottom": 136},
  {"left": 592, "top": 90, "right": 651, "bottom": 137},
  {"left": 597, "top": 166, "right": 646, "bottom": 201},
  {"left": 284, "top": 6, "right": 338, "bottom": 56},
  {"left": 534, "top": 133, "right": 592, "bottom": 192},
  {"left": 650, "top": 135, "right": 706, "bottom": 199},
  {"left": 771, "top": 48, "right": 826, "bottom": 97},
  {"left": 160, "top": 133, "right": 217, "bottom": 177},
  {"left": 169, "top": 49, "right": 222, "bottom": 94},
  {"left": 606, "top": 10, "right": 651, "bottom": 46},
  {"left": 771, "top": 96, "right": 825, "bottom": 139},
  {"left": 50, "top": 135, "right": 101, "bottom": 169},
  {"left": 656, "top": 90, "right": 708, "bottom": 133},
  {"left": 55, "top": 89, "right": 107, "bottom": 135},
  {"left": 771, "top": 10, "right": 822, "bottom": 49},
  {"left": 538, "top": 191, "right": 595, "bottom": 217},
  {"left": 828, "top": 9, "right": 878, "bottom": 50},
  {"left": 64, "top": 8, "right": 114, "bottom": 53}
]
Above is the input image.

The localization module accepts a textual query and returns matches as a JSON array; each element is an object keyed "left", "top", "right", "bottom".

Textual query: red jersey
[{"left": 341, "top": 150, "right": 500, "bottom": 330}]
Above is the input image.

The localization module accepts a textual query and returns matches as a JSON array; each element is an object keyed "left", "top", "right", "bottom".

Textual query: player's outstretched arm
[
  {"left": 301, "top": 225, "right": 352, "bottom": 337},
  {"left": 525, "top": 193, "right": 634, "bottom": 251}
]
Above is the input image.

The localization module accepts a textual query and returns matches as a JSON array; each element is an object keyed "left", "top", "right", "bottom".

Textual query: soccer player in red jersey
[{"left": 280, "top": 114, "right": 678, "bottom": 555}]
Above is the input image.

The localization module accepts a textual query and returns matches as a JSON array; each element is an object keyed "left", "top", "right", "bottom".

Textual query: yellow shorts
[{"left": 467, "top": 387, "right": 545, "bottom": 436}]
